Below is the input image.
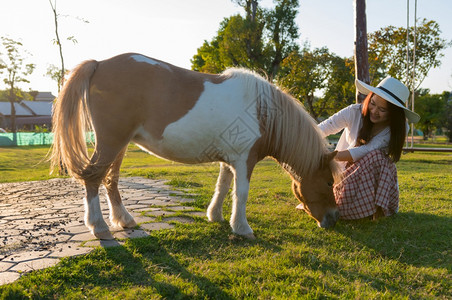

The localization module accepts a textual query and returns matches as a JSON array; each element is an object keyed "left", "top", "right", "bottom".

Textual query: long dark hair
[{"left": 356, "top": 93, "right": 406, "bottom": 162}]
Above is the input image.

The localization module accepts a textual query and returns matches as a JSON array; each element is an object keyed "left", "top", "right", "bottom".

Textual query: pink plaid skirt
[{"left": 334, "top": 150, "right": 399, "bottom": 220}]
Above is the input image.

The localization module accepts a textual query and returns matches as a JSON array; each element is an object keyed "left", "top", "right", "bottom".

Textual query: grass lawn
[{"left": 0, "top": 144, "right": 451, "bottom": 299}]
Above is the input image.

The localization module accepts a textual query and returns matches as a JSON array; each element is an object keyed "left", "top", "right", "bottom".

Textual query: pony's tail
[{"left": 50, "top": 60, "right": 98, "bottom": 180}]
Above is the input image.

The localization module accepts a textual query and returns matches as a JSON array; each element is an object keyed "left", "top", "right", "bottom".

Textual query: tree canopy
[
  {"left": 192, "top": 0, "right": 299, "bottom": 78},
  {"left": 0, "top": 37, "right": 35, "bottom": 132},
  {"left": 367, "top": 19, "right": 451, "bottom": 89},
  {"left": 277, "top": 46, "right": 355, "bottom": 121},
  {"left": 415, "top": 90, "right": 449, "bottom": 140}
]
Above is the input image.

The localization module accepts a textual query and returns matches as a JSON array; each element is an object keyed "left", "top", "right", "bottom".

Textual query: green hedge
[{"left": 0, "top": 132, "right": 95, "bottom": 146}]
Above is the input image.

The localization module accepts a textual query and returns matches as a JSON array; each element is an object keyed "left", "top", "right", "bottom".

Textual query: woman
[{"left": 314, "top": 77, "right": 420, "bottom": 220}]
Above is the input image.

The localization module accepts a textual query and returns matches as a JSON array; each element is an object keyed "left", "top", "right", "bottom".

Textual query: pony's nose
[{"left": 319, "top": 209, "right": 339, "bottom": 229}]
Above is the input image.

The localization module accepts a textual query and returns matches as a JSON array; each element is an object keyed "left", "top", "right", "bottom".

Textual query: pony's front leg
[
  {"left": 230, "top": 164, "right": 255, "bottom": 239},
  {"left": 207, "top": 163, "right": 233, "bottom": 222}
]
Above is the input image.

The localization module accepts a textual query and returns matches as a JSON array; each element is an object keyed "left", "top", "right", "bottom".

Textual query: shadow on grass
[
  {"left": 28, "top": 233, "right": 237, "bottom": 299},
  {"left": 335, "top": 212, "right": 452, "bottom": 271},
  {"left": 95, "top": 236, "right": 234, "bottom": 299}
]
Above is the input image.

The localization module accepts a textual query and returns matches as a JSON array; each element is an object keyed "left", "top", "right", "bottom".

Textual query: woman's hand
[{"left": 335, "top": 150, "right": 353, "bottom": 162}]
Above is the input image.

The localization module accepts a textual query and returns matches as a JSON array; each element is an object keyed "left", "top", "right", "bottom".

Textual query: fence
[{"left": 0, "top": 132, "right": 95, "bottom": 147}]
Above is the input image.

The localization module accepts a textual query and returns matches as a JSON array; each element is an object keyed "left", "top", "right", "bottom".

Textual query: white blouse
[{"left": 318, "top": 104, "right": 390, "bottom": 161}]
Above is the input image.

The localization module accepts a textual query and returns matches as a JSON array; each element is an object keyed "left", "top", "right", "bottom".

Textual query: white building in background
[{"left": 0, "top": 92, "right": 55, "bottom": 131}]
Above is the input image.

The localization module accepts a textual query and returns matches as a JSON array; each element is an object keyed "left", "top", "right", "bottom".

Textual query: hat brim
[{"left": 356, "top": 79, "right": 420, "bottom": 123}]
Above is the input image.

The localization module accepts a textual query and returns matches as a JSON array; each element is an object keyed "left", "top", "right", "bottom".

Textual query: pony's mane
[{"left": 222, "top": 68, "right": 338, "bottom": 179}]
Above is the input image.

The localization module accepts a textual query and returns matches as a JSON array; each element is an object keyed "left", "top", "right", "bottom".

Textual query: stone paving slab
[{"left": 0, "top": 177, "right": 202, "bottom": 286}]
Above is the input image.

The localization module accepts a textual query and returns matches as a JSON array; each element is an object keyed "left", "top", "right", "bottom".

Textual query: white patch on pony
[
  {"left": 229, "top": 163, "right": 254, "bottom": 236},
  {"left": 295, "top": 203, "right": 305, "bottom": 210},
  {"left": 106, "top": 195, "right": 137, "bottom": 228},
  {"left": 84, "top": 195, "right": 110, "bottom": 235},
  {"left": 130, "top": 54, "right": 172, "bottom": 71},
  {"left": 157, "top": 78, "right": 262, "bottom": 163}
]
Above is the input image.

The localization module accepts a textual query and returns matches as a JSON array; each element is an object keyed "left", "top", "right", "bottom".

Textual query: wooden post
[{"left": 354, "top": 0, "right": 370, "bottom": 103}]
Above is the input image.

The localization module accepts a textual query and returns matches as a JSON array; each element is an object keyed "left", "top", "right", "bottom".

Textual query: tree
[
  {"left": 0, "top": 37, "right": 35, "bottom": 132},
  {"left": 368, "top": 19, "right": 451, "bottom": 89},
  {"left": 277, "top": 46, "right": 354, "bottom": 121},
  {"left": 192, "top": 0, "right": 299, "bottom": 78},
  {"left": 192, "top": 12, "right": 265, "bottom": 74},
  {"left": 49, "top": 0, "right": 65, "bottom": 92},
  {"left": 0, "top": 90, "right": 8, "bottom": 102},
  {"left": 219, "top": 14, "right": 266, "bottom": 71},
  {"left": 191, "top": 38, "right": 224, "bottom": 74},
  {"left": 445, "top": 92, "right": 452, "bottom": 142},
  {"left": 353, "top": 0, "right": 370, "bottom": 103},
  {"left": 263, "top": 0, "right": 299, "bottom": 77},
  {"left": 415, "top": 90, "right": 446, "bottom": 140},
  {"left": 48, "top": 0, "right": 87, "bottom": 92},
  {"left": 46, "top": 64, "right": 70, "bottom": 92},
  {"left": 322, "top": 56, "right": 356, "bottom": 115},
  {"left": 232, "top": 0, "right": 258, "bottom": 21}
]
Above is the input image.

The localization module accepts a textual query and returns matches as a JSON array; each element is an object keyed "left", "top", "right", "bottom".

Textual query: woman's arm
[
  {"left": 318, "top": 104, "right": 357, "bottom": 136},
  {"left": 347, "top": 128, "right": 390, "bottom": 162}
]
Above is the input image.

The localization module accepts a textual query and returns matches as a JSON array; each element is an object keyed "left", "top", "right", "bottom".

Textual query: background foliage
[
  {"left": 0, "top": 0, "right": 450, "bottom": 137},
  {"left": 191, "top": 0, "right": 451, "bottom": 136}
]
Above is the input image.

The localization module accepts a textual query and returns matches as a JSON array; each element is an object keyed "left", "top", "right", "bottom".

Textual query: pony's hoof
[
  {"left": 94, "top": 230, "right": 115, "bottom": 240},
  {"left": 243, "top": 233, "right": 256, "bottom": 240},
  {"left": 229, "top": 233, "right": 256, "bottom": 241},
  {"left": 110, "top": 215, "right": 137, "bottom": 228},
  {"left": 206, "top": 209, "right": 224, "bottom": 222},
  {"left": 122, "top": 218, "right": 137, "bottom": 228},
  {"left": 207, "top": 216, "right": 224, "bottom": 222}
]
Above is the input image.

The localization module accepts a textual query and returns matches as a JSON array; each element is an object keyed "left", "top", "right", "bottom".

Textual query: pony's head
[
  {"left": 235, "top": 70, "right": 340, "bottom": 228},
  {"left": 291, "top": 151, "right": 339, "bottom": 228}
]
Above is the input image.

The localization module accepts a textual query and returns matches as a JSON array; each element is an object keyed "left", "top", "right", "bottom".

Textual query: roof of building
[
  {"left": 0, "top": 102, "right": 33, "bottom": 116},
  {"left": 20, "top": 100, "right": 53, "bottom": 116},
  {"left": 0, "top": 100, "right": 52, "bottom": 117},
  {"left": 35, "top": 92, "right": 56, "bottom": 102}
]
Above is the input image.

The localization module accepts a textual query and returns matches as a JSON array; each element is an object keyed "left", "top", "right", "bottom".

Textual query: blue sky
[{"left": 0, "top": 0, "right": 451, "bottom": 95}]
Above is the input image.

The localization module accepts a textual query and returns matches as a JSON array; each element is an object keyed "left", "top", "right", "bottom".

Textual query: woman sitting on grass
[{"left": 310, "top": 77, "right": 420, "bottom": 220}]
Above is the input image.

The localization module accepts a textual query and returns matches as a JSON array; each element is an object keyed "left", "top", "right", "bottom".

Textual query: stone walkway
[{"left": 0, "top": 177, "right": 203, "bottom": 285}]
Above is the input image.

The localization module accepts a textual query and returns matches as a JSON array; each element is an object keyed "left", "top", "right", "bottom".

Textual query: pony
[{"left": 51, "top": 53, "right": 339, "bottom": 240}]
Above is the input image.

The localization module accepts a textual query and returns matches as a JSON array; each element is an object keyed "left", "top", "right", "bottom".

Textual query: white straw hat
[{"left": 356, "top": 77, "right": 420, "bottom": 123}]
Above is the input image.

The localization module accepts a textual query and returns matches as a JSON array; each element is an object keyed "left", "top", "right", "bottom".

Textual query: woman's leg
[{"left": 333, "top": 150, "right": 399, "bottom": 220}]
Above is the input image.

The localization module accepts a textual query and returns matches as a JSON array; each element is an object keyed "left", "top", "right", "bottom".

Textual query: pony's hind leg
[
  {"left": 103, "top": 147, "right": 137, "bottom": 229},
  {"left": 84, "top": 174, "right": 113, "bottom": 240},
  {"left": 83, "top": 145, "right": 126, "bottom": 240},
  {"left": 207, "top": 163, "right": 233, "bottom": 222}
]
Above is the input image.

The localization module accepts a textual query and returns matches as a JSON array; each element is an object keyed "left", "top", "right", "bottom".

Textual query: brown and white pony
[{"left": 51, "top": 53, "right": 339, "bottom": 240}]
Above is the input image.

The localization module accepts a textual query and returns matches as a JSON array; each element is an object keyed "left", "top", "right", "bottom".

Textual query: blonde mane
[{"left": 222, "top": 68, "right": 336, "bottom": 179}]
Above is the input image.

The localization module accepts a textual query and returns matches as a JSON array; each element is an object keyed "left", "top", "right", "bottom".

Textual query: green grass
[
  {"left": 0, "top": 146, "right": 60, "bottom": 182},
  {"left": 0, "top": 145, "right": 451, "bottom": 299},
  {"left": 405, "top": 142, "right": 452, "bottom": 149}
]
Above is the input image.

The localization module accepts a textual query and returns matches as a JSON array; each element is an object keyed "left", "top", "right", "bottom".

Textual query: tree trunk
[
  {"left": 422, "top": 130, "right": 428, "bottom": 141},
  {"left": 306, "top": 94, "right": 318, "bottom": 122},
  {"left": 354, "top": 0, "right": 370, "bottom": 103},
  {"left": 271, "top": 20, "right": 282, "bottom": 79},
  {"left": 49, "top": 0, "right": 65, "bottom": 92},
  {"left": 9, "top": 83, "right": 16, "bottom": 133}
]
